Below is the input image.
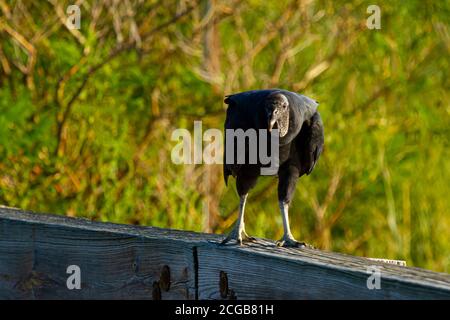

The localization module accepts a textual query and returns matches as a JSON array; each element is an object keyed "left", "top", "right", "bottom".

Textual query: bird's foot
[
  {"left": 276, "top": 235, "right": 312, "bottom": 248},
  {"left": 221, "top": 226, "right": 256, "bottom": 246}
]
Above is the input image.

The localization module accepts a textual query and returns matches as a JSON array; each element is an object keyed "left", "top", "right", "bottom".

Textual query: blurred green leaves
[{"left": 0, "top": 0, "right": 448, "bottom": 272}]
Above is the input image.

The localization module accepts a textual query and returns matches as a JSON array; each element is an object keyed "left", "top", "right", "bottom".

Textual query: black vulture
[{"left": 222, "top": 89, "right": 324, "bottom": 247}]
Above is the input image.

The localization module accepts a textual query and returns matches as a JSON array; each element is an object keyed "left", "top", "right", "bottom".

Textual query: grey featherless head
[{"left": 266, "top": 92, "right": 289, "bottom": 137}]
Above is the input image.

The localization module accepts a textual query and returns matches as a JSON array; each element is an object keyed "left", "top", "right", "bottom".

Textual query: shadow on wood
[{"left": 0, "top": 206, "right": 449, "bottom": 299}]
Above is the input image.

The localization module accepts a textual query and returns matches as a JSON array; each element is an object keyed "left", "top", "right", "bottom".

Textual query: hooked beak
[{"left": 268, "top": 117, "right": 277, "bottom": 132}]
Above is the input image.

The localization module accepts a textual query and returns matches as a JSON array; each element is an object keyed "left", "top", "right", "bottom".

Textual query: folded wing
[{"left": 296, "top": 112, "right": 324, "bottom": 176}]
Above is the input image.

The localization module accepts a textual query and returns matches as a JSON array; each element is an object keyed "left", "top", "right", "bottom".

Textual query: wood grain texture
[
  {"left": 0, "top": 206, "right": 449, "bottom": 300},
  {"left": 0, "top": 206, "right": 202, "bottom": 299},
  {"left": 196, "top": 240, "right": 450, "bottom": 299}
]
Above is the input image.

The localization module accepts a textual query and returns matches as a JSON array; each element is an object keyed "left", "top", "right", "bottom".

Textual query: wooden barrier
[{"left": 0, "top": 206, "right": 449, "bottom": 299}]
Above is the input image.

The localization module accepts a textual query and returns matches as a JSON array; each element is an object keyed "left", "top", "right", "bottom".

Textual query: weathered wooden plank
[
  {"left": 1, "top": 206, "right": 449, "bottom": 300},
  {"left": 196, "top": 241, "right": 450, "bottom": 299},
  {"left": 0, "top": 207, "right": 204, "bottom": 299}
]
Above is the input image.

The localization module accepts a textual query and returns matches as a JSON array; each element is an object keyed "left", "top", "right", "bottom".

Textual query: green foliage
[{"left": 0, "top": 0, "right": 448, "bottom": 272}]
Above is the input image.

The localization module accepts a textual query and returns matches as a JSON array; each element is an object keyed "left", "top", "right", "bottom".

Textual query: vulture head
[{"left": 265, "top": 92, "right": 289, "bottom": 137}]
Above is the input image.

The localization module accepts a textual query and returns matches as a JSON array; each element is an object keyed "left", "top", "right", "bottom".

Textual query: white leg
[
  {"left": 236, "top": 194, "right": 247, "bottom": 233},
  {"left": 221, "top": 194, "right": 255, "bottom": 245},
  {"left": 276, "top": 201, "right": 308, "bottom": 248},
  {"left": 279, "top": 201, "right": 294, "bottom": 239}
]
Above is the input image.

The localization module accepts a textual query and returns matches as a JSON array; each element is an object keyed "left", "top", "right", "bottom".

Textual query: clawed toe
[
  {"left": 220, "top": 237, "right": 248, "bottom": 246},
  {"left": 220, "top": 228, "right": 256, "bottom": 246},
  {"left": 242, "top": 231, "right": 257, "bottom": 242},
  {"left": 276, "top": 236, "right": 312, "bottom": 248}
]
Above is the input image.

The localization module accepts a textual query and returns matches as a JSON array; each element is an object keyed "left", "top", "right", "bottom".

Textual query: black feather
[{"left": 223, "top": 89, "right": 324, "bottom": 203}]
